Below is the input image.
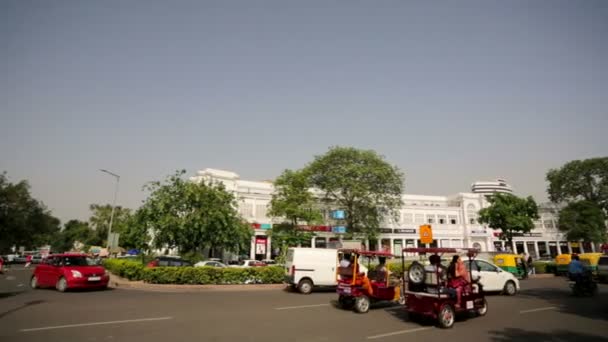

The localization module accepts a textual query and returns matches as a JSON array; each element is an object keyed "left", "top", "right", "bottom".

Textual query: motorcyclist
[{"left": 568, "top": 254, "right": 586, "bottom": 281}]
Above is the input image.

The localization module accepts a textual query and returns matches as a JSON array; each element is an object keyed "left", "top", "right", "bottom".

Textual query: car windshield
[{"left": 61, "top": 256, "right": 95, "bottom": 266}]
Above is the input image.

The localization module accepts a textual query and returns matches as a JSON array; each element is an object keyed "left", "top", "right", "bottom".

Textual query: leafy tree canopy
[
  {"left": 557, "top": 200, "right": 606, "bottom": 243},
  {"left": 547, "top": 157, "right": 608, "bottom": 212},
  {"left": 304, "top": 146, "right": 404, "bottom": 239},
  {"left": 478, "top": 193, "right": 539, "bottom": 244}
]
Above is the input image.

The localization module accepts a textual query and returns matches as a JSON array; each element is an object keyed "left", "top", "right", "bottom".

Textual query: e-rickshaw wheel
[
  {"left": 477, "top": 298, "right": 488, "bottom": 316},
  {"left": 354, "top": 295, "right": 370, "bottom": 313},
  {"left": 438, "top": 303, "right": 455, "bottom": 329},
  {"left": 407, "top": 261, "right": 425, "bottom": 285}
]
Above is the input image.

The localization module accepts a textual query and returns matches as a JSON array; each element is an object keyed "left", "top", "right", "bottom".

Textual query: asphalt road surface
[{"left": 1, "top": 266, "right": 607, "bottom": 342}]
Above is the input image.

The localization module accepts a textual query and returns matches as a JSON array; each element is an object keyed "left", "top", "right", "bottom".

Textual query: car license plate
[
  {"left": 466, "top": 301, "right": 474, "bottom": 309},
  {"left": 88, "top": 276, "right": 101, "bottom": 281}
]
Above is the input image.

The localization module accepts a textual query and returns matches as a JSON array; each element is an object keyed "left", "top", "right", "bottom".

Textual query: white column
[
  {"left": 365, "top": 239, "right": 370, "bottom": 251},
  {"left": 250, "top": 236, "right": 255, "bottom": 260},
  {"left": 523, "top": 241, "right": 529, "bottom": 255},
  {"left": 376, "top": 239, "right": 382, "bottom": 251},
  {"left": 266, "top": 236, "right": 272, "bottom": 260},
  {"left": 413, "top": 239, "right": 419, "bottom": 248},
  {"left": 556, "top": 242, "right": 562, "bottom": 255},
  {"left": 486, "top": 238, "right": 492, "bottom": 252},
  {"left": 389, "top": 238, "right": 394, "bottom": 254},
  {"left": 512, "top": 240, "right": 517, "bottom": 254},
  {"left": 311, "top": 237, "right": 316, "bottom": 248},
  {"left": 567, "top": 243, "right": 572, "bottom": 254},
  {"left": 591, "top": 243, "right": 596, "bottom": 252},
  {"left": 534, "top": 242, "right": 540, "bottom": 258},
  {"left": 579, "top": 242, "right": 585, "bottom": 253}
]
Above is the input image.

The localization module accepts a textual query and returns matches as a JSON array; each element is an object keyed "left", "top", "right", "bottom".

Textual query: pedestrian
[
  {"left": 527, "top": 255, "right": 535, "bottom": 275},
  {"left": 25, "top": 254, "right": 32, "bottom": 268}
]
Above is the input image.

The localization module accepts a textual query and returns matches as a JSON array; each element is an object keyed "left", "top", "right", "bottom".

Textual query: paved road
[{"left": 1, "top": 268, "right": 607, "bottom": 342}]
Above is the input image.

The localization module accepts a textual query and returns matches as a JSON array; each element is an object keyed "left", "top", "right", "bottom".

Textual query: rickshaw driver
[{"left": 375, "top": 257, "right": 388, "bottom": 282}]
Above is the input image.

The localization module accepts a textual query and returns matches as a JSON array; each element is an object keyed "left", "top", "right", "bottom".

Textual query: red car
[{"left": 31, "top": 253, "right": 109, "bottom": 292}]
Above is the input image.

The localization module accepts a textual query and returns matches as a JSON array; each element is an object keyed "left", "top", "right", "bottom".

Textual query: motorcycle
[{"left": 568, "top": 272, "right": 598, "bottom": 297}]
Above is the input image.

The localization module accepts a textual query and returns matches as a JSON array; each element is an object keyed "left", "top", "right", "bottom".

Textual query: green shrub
[
  {"left": 103, "top": 259, "right": 145, "bottom": 280},
  {"left": 103, "top": 259, "right": 285, "bottom": 285},
  {"left": 532, "top": 261, "right": 556, "bottom": 274},
  {"left": 140, "top": 266, "right": 285, "bottom": 285}
]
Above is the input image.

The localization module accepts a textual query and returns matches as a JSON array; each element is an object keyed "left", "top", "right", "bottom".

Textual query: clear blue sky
[{"left": 1, "top": 1, "right": 607, "bottom": 223}]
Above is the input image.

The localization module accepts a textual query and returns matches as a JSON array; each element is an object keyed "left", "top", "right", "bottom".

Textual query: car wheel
[
  {"left": 503, "top": 280, "right": 516, "bottom": 296},
  {"left": 354, "top": 295, "right": 370, "bottom": 314},
  {"left": 408, "top": 262, "right": 425, "bottom": 285},
  {"left": 297, "top": 279, "right": 313, "bottom": 295},
  {"left": 30, "top": 276, "right": 38, "bottom": 289},
  {"left": 56, "top": 277, "right": 68, "bottom": 292},
  {"left": 438, "top": 303, "right": 455, "bottom": 329},
  {"left": 477, "top": 298, "right": 488, "bottom": 316}
]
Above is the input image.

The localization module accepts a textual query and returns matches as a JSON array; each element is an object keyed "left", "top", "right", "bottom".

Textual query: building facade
[{"left": 191, "top": 169, "right": 601, "bottom": 260}]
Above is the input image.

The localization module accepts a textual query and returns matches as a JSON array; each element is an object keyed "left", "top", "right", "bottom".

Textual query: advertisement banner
[{"left": 255, "top": 237, "right": 266, "bottom": 255}]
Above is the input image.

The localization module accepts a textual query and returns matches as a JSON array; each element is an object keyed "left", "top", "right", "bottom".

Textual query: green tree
[
  {"left": 268, "top": 169, "right": 322, "bottom": 262},
  {"left": 557, "top": 200, "right": 606, "bottom": 243},
  {"left": 52, "top": 220, "right": 93, "bottom": 253},
  {"left": 119, "top": 211, "right": 152, "bottom": 251},
  {"left": 87, "top": 204, "right": 132, "bottom": 246},
  {"left": 546, "top": 157, "right": 608, "bottom": 212},
  {"left": 478, "top": 193, "right": 540, "bottom": 245},
  {"left": 137, "top": 170, "right": 252, "bottom": 256},
  {"left": 0, "top": 172, "right": 60, "bottom": 252},
  {"left": 304, "top": 147, "right": 404, "bottom": 239}
]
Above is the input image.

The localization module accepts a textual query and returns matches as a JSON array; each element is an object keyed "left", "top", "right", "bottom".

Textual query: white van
[{"left": 284, "top": 247, "right": 367, "bottom": 294}]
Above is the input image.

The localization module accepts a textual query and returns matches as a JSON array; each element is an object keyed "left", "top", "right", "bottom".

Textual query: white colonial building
[{"left": 191, "top": 169, "right": 601, "bottom": 260}]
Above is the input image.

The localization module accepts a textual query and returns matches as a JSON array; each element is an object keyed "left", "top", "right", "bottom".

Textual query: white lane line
[
  {"left": 367, "top": 327, "right": 431, "bottom": 339},
  {"left": 520, "top": 306, "right": 557, "bottom": 314},
  {"left": 274, "top": 303, "right": 330, "bottom": 310},
  {"left": 20, "top": 316, "right": 173, "bottom": 332}
]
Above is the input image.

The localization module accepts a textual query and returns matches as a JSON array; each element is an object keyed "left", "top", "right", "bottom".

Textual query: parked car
[
  {"left": 262, "top": 259, "right": 277, "bottom": 265},
  {"left": 466, "top": 259, "right": 520, "bottom": 295},
  {"left": 598, "top": 255, "right": 608, "bottom": 283},
  {"left": 146, "top": 256, "right": 192, "bottom": 268},
  {"left": 31, "top": 254, "right": 44, "bottom": 264},
  {"left": 194, "top": 260, "right": 227, "bottom": 268},
  {"left": 30, "top": 253, "right": 109, "bottom": 292},
  {"left": 230, "top": 260, "right": 267, "bottom": 268}
]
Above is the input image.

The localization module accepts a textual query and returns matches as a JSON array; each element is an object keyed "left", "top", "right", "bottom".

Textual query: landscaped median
[{"left": 103, "top": 259, "right": 285, "bottom": 285}]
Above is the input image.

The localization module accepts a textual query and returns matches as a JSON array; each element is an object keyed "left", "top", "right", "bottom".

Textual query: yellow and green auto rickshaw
[
  {"left": 579, "top": 253, "right": 603, "bottom": 273},
  {"left": 555, "top": 254, "right": 572, "bottom": 275},
  {"left": 493, "top": 254, "right": 526, "bottom": 278}
]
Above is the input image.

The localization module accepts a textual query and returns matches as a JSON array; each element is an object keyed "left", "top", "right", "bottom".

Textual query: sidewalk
[
  {"left": 528, "top": 273, "right": 555, "bottom": 279},
  {"left": 109, "top": 274, "right": 287, "bottom": 292}
]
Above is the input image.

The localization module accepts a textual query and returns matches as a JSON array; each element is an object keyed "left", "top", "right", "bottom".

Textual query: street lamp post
[{"left": 100, "top": 169, "right": 120, "bottom": 250}]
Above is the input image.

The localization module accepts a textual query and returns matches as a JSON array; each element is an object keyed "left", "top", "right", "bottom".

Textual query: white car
[
  {"left": 229, "top": 260, "right": 267, "bottom": 268},
  {"left": 466, "top": 259, "right": 520, "bottom": 295},
  {"left": 194, "top": 261, "right": 227, "bottom": 268}
]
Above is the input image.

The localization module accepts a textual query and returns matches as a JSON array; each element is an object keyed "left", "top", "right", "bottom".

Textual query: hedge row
[
  {"left": 103, "top": 259, "right": 285, "bottom": 285},
  {"left": 532, "top": 261, "right": 556, "bottom": 274}
]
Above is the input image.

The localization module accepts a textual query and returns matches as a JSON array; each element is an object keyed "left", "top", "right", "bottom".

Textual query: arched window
[
  {"left": 467, "top": 204, "right": 477, "bottom": 224},
  {"left": 473, "top": 242, "right": 482, "bottom": 250}
]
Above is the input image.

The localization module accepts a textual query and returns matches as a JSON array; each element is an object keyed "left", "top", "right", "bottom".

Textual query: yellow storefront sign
[{"left": 420, "top": 225, "right": 433, "bottom": 244}]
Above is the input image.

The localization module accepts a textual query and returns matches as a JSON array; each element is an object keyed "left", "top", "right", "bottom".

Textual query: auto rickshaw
[
  {"left": 579, "top": 253, "right": 603, "bottom": 273},
  {"left": 335, "top": 249, "right": 402, "bottom": 313},
  {"left": 493, "top": 254, "right": 527, "bottom": 278},
  {"left": 402, "top": 247, "right": 487, "bottom": 329},
  {"left": 555, "top": 254, "right": 572, "bottom": 276}
]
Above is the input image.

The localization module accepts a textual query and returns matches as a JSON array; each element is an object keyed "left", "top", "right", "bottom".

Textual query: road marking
[
  {"left": 274, "top": 303, "right": 330, "bottom": 310},
  {"left": 367, "top": 327, "right": 431, "bottom": 339},
  {"left": 20, "top": 317, "right": 173, "bottom": 332},
  {"left": 17, "top": 283, "right": 24, "bottom": 287},
  {"left": 520, "top": 306, "right": 557, "bottom": 314}
]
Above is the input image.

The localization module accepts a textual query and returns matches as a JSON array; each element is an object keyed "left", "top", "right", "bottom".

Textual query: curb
[{"left": 109, "top": 274, "right": 287, "bottom": 292}]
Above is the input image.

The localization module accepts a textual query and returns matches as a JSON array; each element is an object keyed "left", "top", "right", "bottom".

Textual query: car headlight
[{"left": 71, "top": 270, "right": 83, "bottom": 278}]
